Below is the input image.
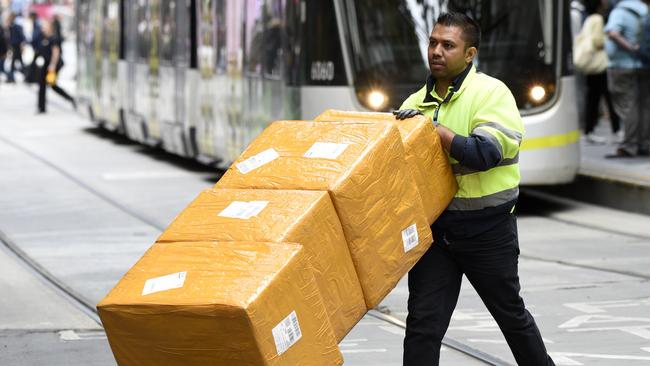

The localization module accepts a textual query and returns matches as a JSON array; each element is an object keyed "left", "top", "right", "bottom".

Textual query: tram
[{"left": 75, "top": 0, "right": 579, "bottom": 184}]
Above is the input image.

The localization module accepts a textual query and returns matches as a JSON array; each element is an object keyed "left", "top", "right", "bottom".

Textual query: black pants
[
  {"left": 403, "top": 215, "right": 554, "bottom": 366},
  {"left": 585, "top": 72, "right": 620, "bottom": 135},
  {"left": 38, "top": 66, "right": 74, "bottom": 112},
  {"left": 7, "top": 45, "right": 23, "bottom": 81}
]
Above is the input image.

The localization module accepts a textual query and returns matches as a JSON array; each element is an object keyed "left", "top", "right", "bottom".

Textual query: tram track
[{"left": 1, "top": 132, "right": 647, "bottom": 365}]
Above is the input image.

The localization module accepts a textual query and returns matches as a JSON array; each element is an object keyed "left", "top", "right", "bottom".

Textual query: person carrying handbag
[{"left": 574, "top": 0, "right": 622, "bottom": 144}]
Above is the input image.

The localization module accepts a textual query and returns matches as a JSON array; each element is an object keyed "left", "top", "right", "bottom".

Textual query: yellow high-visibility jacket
[{"left": 400, "top": 64, "right": 523, "bottom": 212}]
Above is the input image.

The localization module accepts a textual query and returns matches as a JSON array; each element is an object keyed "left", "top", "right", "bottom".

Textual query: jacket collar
[{"left": 422, "top": 63, "right": 475, "bottom": 104}]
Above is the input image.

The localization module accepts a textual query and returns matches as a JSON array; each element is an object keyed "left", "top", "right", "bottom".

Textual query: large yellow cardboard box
[
  {"left": 216, "top": 120, "right": 433, "bottom": 308},
  {"left": 157, "top": 188, "right": 366, "bottom": 340},
  {"left": 97, "top": 241, "right": 342, "bottom": 366},
  {"left": 315, "top": 110, "right": 457, "bottom": 225}
]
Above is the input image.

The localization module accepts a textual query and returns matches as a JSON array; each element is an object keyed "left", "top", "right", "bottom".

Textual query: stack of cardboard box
[{"left": 98, "top": 113, "right": 456, "bottom": 365}]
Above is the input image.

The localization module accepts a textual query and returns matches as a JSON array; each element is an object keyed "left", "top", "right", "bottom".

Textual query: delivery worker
[{"left": 394, "top": 12, "right": 555, "bottom": 366}]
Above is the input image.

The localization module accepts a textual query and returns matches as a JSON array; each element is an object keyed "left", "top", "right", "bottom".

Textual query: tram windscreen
[{"left": 344, "top": 0, "right": 558, "bottom": 111}]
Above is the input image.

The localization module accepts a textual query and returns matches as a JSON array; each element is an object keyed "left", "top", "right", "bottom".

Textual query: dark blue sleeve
[{"left": 449, "top": 134, "right": 502, "bottom": 172}]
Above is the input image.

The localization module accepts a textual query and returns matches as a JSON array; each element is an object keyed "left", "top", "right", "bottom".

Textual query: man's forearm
[{"left": 607, "top": 30, "right": 639, "bottom": 53}]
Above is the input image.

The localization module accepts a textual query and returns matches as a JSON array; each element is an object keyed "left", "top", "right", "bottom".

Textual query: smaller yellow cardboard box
[
  {"left": 216, "top": 120, "right": 433, "bottom": 308},
  {"left": 315, "top": 110, "right": 457, "bottom": 225},
  {"left": 157, "top": 188, "right": 366, "bottom": 341},
  {"left": 97, "top": 241, "right": 342, "bottom": 366}
]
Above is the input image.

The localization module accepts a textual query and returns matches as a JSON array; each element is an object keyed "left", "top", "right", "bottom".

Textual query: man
[
  {"left": 36, "top": 20, "right": 75, "bottom": 114},
  {"left": 604, "top": 0, "right": 649, "bottom": 157},
  {"left": 6, "top": 12, "right": 26, "bottom": 83},
  {"left": 0, "top": 16, "right": 8, "bottom": 82},
  {"left": 393, "top": 13, "right": 555, "bottom": 366},
  {"left": 25, "top": 11, "right": 42, "bottom": 83}
]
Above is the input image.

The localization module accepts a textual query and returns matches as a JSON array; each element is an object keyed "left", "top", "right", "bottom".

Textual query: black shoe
[{"left": 638, "top": 149, "right": 650, "bottom": 157}]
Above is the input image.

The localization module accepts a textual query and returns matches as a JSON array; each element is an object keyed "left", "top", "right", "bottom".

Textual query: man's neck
[{"left": 435, "top": 81, "right": 451, "bottom": 99}]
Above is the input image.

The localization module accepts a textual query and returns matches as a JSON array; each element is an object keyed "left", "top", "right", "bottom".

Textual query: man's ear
[{"left": 465, "top": 46, "right": 477, "bottom": 63}]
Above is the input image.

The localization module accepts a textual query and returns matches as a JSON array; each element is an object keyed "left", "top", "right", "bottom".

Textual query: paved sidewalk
[{"left": 579, "top": 124, "right": 650, "bottom": 188}]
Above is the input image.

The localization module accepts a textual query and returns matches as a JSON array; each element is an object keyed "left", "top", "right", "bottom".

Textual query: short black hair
[{"left": 435, "top": 12, "right": 481, "bottom": 50}]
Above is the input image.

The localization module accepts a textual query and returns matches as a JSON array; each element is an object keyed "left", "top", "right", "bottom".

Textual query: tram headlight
[
  {"left": 367, "top": 90, "right": 388, "bottom": 110},
  {"left": 529, "top": 85, "right": 547, "bottom": 103}
]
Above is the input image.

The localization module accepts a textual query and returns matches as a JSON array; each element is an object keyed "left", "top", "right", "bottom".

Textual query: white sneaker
[{"left": 585, "top": 133, "right": 607, "bottom": 144}]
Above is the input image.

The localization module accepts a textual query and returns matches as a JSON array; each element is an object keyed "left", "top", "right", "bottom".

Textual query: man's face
[{"left": 428, "top": 24, "right": 476, "bottom": 82}]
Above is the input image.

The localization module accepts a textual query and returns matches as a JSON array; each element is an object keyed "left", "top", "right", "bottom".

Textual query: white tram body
[{"left": 76, "top": 0, "right": 579, "bottom": 184}]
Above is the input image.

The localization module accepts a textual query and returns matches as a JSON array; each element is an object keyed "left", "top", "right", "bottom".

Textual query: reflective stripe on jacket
[{"left": 400, "top": 65, "right": 523, "bottom": 211}]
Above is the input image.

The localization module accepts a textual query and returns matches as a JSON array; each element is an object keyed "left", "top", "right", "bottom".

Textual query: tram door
[
  {"left": 170, "top": 0, "right": 195, "bottom": 157},
  {"left": 158, "top": 0, "right": 189, "bottom": 156},
  {"left": 75, "top": 0, "right": 93, "bottom": 119}
]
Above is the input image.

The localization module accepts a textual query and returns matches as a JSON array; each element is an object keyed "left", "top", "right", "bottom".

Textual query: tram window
[
  {"left": 189, "top": 0, "right": 197, "bottom": 68},
  {"left": 161, "top": 0, "right": 175, "bottom": 63},
  {"left": 101, "top": 2, "right": 109, "bottom": 54},
  {"left": 215, "top": 0, "right": 227, "bottom": 73},
  {"left": 304, "top": 0, "right": 347, "bottom": 85},
  {"left": 197, "top": 0, "right": 216, "bottom": 75},
  {"left": 244, "top": 0, "right": 264, "bottom": 76},
  {"left": 119, "top": 0, "right": 125, "bottom": 59},
  {"left": 136, "top": 0, "right": 150, "bottom": 61},
  {"left": 105, "top": 0, "right": 120, "bottom": 58},
  {"left": 263, "top": 0, "right": 285, "bottom": 79}
]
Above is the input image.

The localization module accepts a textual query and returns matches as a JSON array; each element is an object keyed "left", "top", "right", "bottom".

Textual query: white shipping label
[
  {"left": 304, "top": 142, "right": 349, "bottom": 159},
  {"left": 236, "top": 148, "right": 279, "bottom": 174},
  {"left": 217, "top": 201, "right": 269, "bottom": 220},
  {"left": 402, "top": 224, "right": 419, "bottom": 252},
  {"left": 272, "top": 311, "right": 302, "bottom": 356},
  {"left": 142, "top": 271, "right": 187, "bottom": 296}
]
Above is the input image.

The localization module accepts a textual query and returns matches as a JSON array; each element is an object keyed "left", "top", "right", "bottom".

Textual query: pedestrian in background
[
  {"left": 36, "top": 20, "right": 75, "bottom": 114},
  {"left": 0, "top": 16, "right": 8, "bottom": 82},
  {"left": 604, "top": 0, "right": 649, "bottom": 157},
  {"left": 395, "top": 12, "right": 555, "bottom": 366},
  {"left": 6, "top": 12, "right": 26, "bottom": 83},
  {"left": 576, "top": 0, "right": 621, "bottom": 144},
  {"left": 25, "top": 11, "right": 42, "bottom": 84}
]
